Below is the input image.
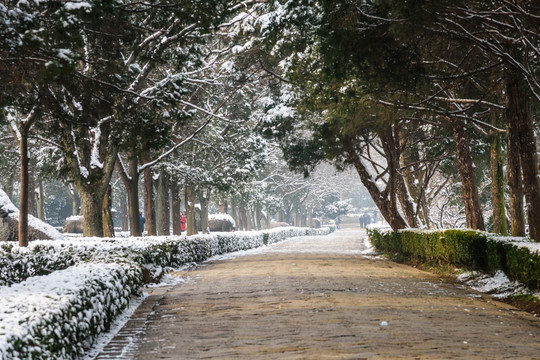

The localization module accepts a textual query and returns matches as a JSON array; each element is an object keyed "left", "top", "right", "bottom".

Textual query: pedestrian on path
[{"left": 180, "top": 212, "right": 186, "bottom": 233}]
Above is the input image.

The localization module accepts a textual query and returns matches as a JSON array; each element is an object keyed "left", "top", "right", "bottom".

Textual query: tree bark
[
  {"left": 490, "top": 110, "right": 507, "bottom": 235},
  {"left": 231, "top": 198, "right": 239, "bottom": 229},
  {"left": 238, "top": 204, "right": 248, "bottom": 231},
  {"left": 102, "top": 184, "right": 115, "bottom": 237},
  {"left": 18, "top": 128, "right": 30, "bottom": 247},
  {"left": 80, "top": 190, "right": 105, "bottom": 237},
  {"left": 157, "top": 169, "right": 170, "bottom": 236},
  {"left": 199, "top": 189, "right": 210, "bottom": 234},
  {"left": 185, "top": 185, "right": 197, "bottom": 236},
  {"left": 219, "top": 199, "right": 228, "bottom": 214},
  {"left": 505, "top": 70, "right": 540, "bottom": 242},
  {"left": 450, "top": 117, "right": 485, "bottom": 230},
  {"left": 505, "top": 75, "right": 526, "bottom": 237},
  {"left": 171, "top": 181, "right": 182, "bottom": 235},
  {"left": 120, "top": 191, "right": 129, "bottom": 231},
  {"left": 65, "top": 184, "right": 80, "bottom": 216},
  {"left": 117, "top": 157, "right": 142, "bottom": 236},
  {"left": 143, "top": 151, "right": 157, "bottom": 236},
  {"left": 28, "top": 167, "right": 35, "bottom": 217},
  {"left": 36, "top": 178, "right": 46, "bottom": 221},
  {"left": 255, "top": 206, "right": 262, "bottom": 230}
]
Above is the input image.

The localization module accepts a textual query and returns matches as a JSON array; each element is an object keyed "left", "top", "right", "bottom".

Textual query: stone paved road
[{"left": 94, "top": 224, "right": 539, "bottom": 359}]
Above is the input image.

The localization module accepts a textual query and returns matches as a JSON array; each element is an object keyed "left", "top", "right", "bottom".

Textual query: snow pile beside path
[
  {"left": 0, "top": 189, "right": 63, "bottom": 241},
  {"left": 0, "top": 263, "right": 141, "bottom": 359},
  {"left": 457, "top": 270, "right": 532, "bottom": 300}
]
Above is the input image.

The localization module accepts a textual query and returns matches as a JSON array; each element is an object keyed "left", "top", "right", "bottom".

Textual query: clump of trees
[
  {"left": 1, "top": 0, "right": 538, "bottom": 245},
  {"left": 252, "top": 0, "right": 540, "bottom": 242}
]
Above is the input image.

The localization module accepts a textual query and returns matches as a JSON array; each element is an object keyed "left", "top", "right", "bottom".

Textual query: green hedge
[{"left": 368, "top": 227, "right": 540, "bottom": 290}]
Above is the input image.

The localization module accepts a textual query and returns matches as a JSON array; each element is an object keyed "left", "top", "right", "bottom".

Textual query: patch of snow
[{"left": 458, "top": 270, "right": 528, "bottom": 299}]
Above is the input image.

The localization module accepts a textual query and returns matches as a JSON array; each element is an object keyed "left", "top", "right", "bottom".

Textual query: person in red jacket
[{"left": 180, "top": 212, "right": 187, "bottom": 233}]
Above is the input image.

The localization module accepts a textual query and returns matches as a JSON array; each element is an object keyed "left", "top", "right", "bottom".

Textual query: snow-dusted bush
[
  {"left": 0, "top": 263, "right": 142, "bottom": 359},
  {"left": 0, "top": 242, "right": 84, "bottom": 286},
  {"left": 1, "top": 226, "right": 334, "bottom": 287},
  {"left": 368, "top": 227, "right": 540, "bottom": 290},
  {"left": 0, "top": 225, "right": 334, "bottom": 358}
]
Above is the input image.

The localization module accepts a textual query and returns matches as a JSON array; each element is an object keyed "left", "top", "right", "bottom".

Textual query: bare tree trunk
[
  {"left": 102, "top": 184, "right": 115, "bottom": 237},
  {"left": 28, "top": 167, "right": 35, "bottom": 217},
  {"left": 238, "top": 204, "right": 247, "bottom": 231},
  {"left": 65, "top": 184, "right": 80, "bottom": 216},
  {"left": 117, "top": 157, "right": 142, "bottom": 237},
  {"left": 143, "top": 152, "right": 157, "bottom": 236},
  {"left": 80, "top": 190, "right": 105, "bottom": 237},
  {"left": 231, "top": 198, "right": 239, "bottom": 229},
  {"left": 219, "top": 199, "right": 228, "bottom": 214},
  {"left": 171, "top": 181, "right": 182, "bottom": 235},
  {"left": 505, "top": 70, "right": 540, "bottom": 241},
  {"left": 255, "top": 206, "right": 262, "bottom": 230},
  {"left": 506, "top": 80, "right": 526, "bottom": 237},
  {"left": 450, "top": 117, "right": 485, "bottom": 230},
  {"left": 490, "top": 110, "right": 507, "bottom": 235},
  {"left": 36, "top": 178, "right": 46, "bottom": 221},
  {"left": 345, "top": 126, "right": 409, "bottom": 231},
  {"left": 18, "top": 128, "right": 30, "bottom": 246},
  {"left": 120, "top": 191, "right": 129, "bottom": 231},
  {"left": 185, "top": 185, "right": 197, "bottom": 236},
  {"left": 245, "top": 206, "right": 252, "bottom": 231},
  {"left": 199, "top": 189, "right": 210, "bottom": 234},
  {"left": 266, "top": 207, "right": 272, "bottom": 229},
  {"left": 157, "top": 169, "right": 170, "bottom": 236}
]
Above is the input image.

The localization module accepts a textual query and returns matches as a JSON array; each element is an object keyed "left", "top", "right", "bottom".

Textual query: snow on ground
[{"left": 457, "top": 270, "right": 535, "bottom": 300}]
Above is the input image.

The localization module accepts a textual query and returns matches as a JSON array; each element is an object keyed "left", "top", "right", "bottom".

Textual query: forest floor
[{"left": 92, "top": 221, "right": 539, "bottom": 359}]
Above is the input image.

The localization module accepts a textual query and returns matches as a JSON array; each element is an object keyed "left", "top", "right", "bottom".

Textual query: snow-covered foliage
[
  {"left": 0, "top": 262, "right": 141, "bottom": 360},
  {"left": 0, "top": 226, "right": 333, "bottom": 358}
]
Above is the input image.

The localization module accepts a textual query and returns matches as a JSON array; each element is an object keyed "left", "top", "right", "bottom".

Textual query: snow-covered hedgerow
[
  {"left": 0, "top": 242, "right": 84, "bottom": 286},
  {"left": 0, "top": 262, "right": 142, "bottom": 360},
  {"left": 367, "top": 227, "right": 540, "bottom": 290},
  {"left": 0, "top": 225, "right": 333, "bottom": 358},
  {"left": 1, "top": 226, "right": 334, "bottom": 286}
]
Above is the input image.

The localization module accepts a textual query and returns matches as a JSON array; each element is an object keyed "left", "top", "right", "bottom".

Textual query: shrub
[{"left": 368, "top": 227, "right": 540, "bottom": 290}]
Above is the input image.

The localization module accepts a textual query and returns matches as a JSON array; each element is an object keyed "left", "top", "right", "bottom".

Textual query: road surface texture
[{"left": 94, "top": 222, "right": 539, "bottom": 359}]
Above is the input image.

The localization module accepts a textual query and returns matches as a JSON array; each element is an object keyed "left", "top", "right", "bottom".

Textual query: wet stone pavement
[{"left": 94, "top": 223, "right": 540, "bottom": 359}]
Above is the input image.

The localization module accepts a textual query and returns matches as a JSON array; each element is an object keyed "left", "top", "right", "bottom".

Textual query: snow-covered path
[{"left": 92, "top": 226, "right": 539, "bottom": 359}]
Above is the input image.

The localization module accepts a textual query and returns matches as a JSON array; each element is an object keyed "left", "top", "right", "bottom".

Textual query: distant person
[
  {"left": 140, "top": 212, "right": 146, "bottom": 232},
  {"left": 363, "top": 213, "right": 371, "bottom": 227},
  {"left": 180, "top": 212, "right": 187, "bottom": 233},
  {"left": 359, "top": 216, "right": 364, "bottom": 228}
]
